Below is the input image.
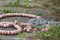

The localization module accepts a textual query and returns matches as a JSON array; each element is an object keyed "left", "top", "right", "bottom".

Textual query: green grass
[
  {"left": 0, "top": 36, "right": 3, "bottom": 40},
  {"left": 18, "top": 33, "right": 33, "bottom": 40},
  {"left": 7, "top": 0, "right": 20, "bottom": 7},
  {"left": 6, "top": 0, "right": 42, "bottom": 8},
  {"left": 2, "top": 9, "right": 20, "bottom": 13},
  {"left": 18, "top": 24, "right": 60, "bottom": 40},
  {"left": 43, "top": 2, "right": 50, "bottom": 8},
  {"left": 36, "top": 12, "right": 43, "bottom": 16},
  {"left": 32, "top": 25, "right": 45, "bottom": 29},
  {"left": 8, "top": 2, "right": 13, "bottom": 7},
  {"left": 34, "top": 24, "right": 60, "bottom": 40},
  {"left": 0, "top": 0, "right": 5, "bottom": 1}
]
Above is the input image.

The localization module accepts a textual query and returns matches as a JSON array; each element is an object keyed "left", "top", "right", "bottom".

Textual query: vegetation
[
  {"left": 42, "top": 0, "right": 60, "bottom": 21},
  {"left": 0, "top": 36, "right": 3, "bottom": 40},
  {"left": 18, "top": 24, "right": 60, "bottom": 40},
  {"left": 0, "top": 0, "right": 60, "bottom": 40},
  {"left": 8, "top": 0, "right": 35, "bottom": 8},
  {"left": 24, "top": 0, "right": 30, "bottom": 6},
  {"left": 34, "top": 24, "right": 60, "bottom": 40},
  {"left": 50, "top": 0, "right": 60, "bottom": 21},
  {"left": 13, "top": 0, "right": 20, "bottom": 6},
  {"left": 50, "top": 0, "right": 60, "bottom": 6},
  {"left": 18, "top": 33, "right": 33, "bottom": 40},
  {"left": 7, "top": 0, "right": 41, "bottom": 8},
  {"left": 36, "top": 11, "right": 43, "bottom": 16},
  {"left": 8, "top": 0, "right": 20, "bottom": 7},
  {"left": 42, "top": 2, "right": 50, "bottom": 8},
  {"left": 8, "top": 2, "right": 13, "bottom": 7},
  {"left": 2, "top": 9, "right": 19, "bottom": 13}
]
